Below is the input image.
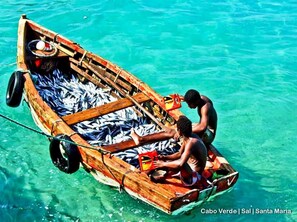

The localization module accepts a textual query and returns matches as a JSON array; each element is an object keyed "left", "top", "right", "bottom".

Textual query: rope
[
  {"left": 78, "top": 50, "right": 87, "bottom": 66},
  {"left": 120, "top": 169, "right": 134, "bottom": 193},
  {"left": 51, "top": 119, "right": 63, "bottom": 135},
  {"left": 114, "top": 68, "right": 122, "bottom": 83},
  {"left": 0, "top": 113, "right": 110, "bottom": 154},
  {"left": 100, "top": 151, "right": 128, "bottom": 193},
  {"left": 198, "top": 178, "right": 217, "bottom": 206},
  {"left": 53, "top": 34, "right": 59, "bottom": 43},
  {"left": 0, "top": 113, "right": 129, "bottom": 191},
  {"left": 0, "top": 113, "right": 48, "bottom": 137}
]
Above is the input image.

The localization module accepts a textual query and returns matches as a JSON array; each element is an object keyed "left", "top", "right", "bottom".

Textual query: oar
[{"left": 82, "top": 61, "right": 167, "bottom": 131}]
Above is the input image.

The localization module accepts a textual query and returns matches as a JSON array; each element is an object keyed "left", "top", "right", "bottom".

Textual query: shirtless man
[
  {"left": 130, "top": 89, "right": 217, "bottom": 146},
  {"left": 182, "top": 89, "right": 218, "bottom": 145},
  {"left": 147, "top": 115, "right": 207, "bottom": 186}
]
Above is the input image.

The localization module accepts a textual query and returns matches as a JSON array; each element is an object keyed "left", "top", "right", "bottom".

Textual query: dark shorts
[{"left": 202, "top": 128, "right": 215, "bottom": 145}]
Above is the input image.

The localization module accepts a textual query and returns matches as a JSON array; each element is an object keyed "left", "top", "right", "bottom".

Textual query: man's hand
[
  {"left": 157, "top": 155, "right": 166, "bottom": 160},
  {"left": 177, "top": 94, "right": 184, "bottom": 101},
  {"left": 154, "top": 160, "right": 165, "bottom": 169},
  {"left": 173, "top": 131, "right": 180, "bottom": 141}
]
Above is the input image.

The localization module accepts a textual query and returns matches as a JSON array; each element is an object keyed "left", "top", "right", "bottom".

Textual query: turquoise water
[{"left": 1, "top": 0, "right": 296, "bottom": 221}]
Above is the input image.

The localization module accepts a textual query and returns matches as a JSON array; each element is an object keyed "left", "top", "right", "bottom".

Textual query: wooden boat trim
[{"left": 62, "top": 92, "right": 150, "bottom": 125}]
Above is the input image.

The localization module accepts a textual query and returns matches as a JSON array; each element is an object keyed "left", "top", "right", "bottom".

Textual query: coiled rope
[{"left": 0, "top": 113, "right": 110, "bottom": 154}]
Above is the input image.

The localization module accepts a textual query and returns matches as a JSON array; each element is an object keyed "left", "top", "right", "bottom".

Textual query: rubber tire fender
[
  {"left": 6, "top": 71, "right": 24, "bottom": 107},
  {"left": 50, "top": 134, "right": 81, "bottom": 174}
]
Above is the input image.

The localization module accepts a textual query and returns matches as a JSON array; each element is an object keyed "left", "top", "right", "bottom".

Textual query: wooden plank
[
  {"left": 102, "top": 140, "right": 136, "bottom": 153},
  {"left": 71, "top": 58, "right": 133, "bottom": 92},
  {"left": 102, "top": 132, "right": 171, "bottom": 153},
  {"left": 62, "top": 92, "right": 150, "bottom": 125},
  {"left": 104, "top": 69, "right": 133, "bottom": 92},
  {"left": 70, "top": 62, "right": 106, "bottom": 89},
  {"left": 54, "top": 43, "right": 75, "bottom": 57}
]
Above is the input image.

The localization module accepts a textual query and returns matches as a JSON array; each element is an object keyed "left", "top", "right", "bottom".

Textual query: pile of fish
[{"left": 32, "top": 69, "right": 179, "bottom": 168}]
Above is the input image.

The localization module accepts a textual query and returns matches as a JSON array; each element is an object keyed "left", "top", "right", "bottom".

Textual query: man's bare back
[
  {"left": 183, "top": 89, "right": 218, "bottom": 145},
  {"left": 186, "top": 133, "right": 207, "bottom": 174},
  {"left": 199, "top": 95, "right": 217, "bottom": 133}
]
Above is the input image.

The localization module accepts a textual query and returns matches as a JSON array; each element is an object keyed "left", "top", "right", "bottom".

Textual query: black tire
[
  {"left": 50, "top": 134, "right": 81, "bottom": 174},
  {"left": 6, "top": 71, "right": 24, "bottom": 107}
]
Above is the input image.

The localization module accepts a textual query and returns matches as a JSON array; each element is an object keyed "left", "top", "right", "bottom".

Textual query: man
[
  {"left": 130, "top": 89, "right": 217, "bottom": 146},
  {"left": 181, "top": 89, "right": 218, "bottom": 145},
  {"left": 152, "top": 115, "right": 207, "bottom": 186},
  {"left": 131, "top": 115, "right": 207, "bottom": 186}
]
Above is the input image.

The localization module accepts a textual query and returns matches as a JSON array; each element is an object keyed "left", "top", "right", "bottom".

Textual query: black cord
[
  {"left": 0, "top": 113, "right": 49, "bottom": 137},
  {"left": 0, "top": 113, "right": 109, "bottom": 154}
]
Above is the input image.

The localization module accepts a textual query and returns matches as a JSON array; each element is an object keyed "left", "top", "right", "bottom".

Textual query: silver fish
[{"left": 33, "top": 69, "right": 175, "bottom": 168}]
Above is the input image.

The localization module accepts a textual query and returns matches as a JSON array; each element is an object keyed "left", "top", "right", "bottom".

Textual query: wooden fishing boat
[{"left": 6, "top": 14, "right": 239, "bottom": 215}]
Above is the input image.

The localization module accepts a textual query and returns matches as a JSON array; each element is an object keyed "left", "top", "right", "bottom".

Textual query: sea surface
[{"left": 0, "top": 1, "right": 296, "bottom": 221}]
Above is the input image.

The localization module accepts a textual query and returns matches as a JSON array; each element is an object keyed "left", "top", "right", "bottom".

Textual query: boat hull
[{"left": 12, "top": 14, "right": 239, "bottom": 214}]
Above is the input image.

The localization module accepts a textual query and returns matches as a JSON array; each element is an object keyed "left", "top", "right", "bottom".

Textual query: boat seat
[{"left": 62, "top": 92, "right": 150, "bottom": 125}]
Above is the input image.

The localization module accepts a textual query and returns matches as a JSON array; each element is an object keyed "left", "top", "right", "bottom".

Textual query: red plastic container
[
  {"left": 138, "top": 150, "right": 158, "bottom": 172},
  {"left": 163, "top": 94, "right": 182, "bottom": 111}
]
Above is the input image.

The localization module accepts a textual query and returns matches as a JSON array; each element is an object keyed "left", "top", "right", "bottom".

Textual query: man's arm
[
  {"left": 159, "top": 142, "right": 185, "bottom": 161},
  {"left": 192, "top": 103, "right": 209, "bottom": 135},
  {"left": 155, "top": 142, "right": 191, "bottom": 170},
  {"left": 178, "top": 94, "right": 184, "bottom": 101}
]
